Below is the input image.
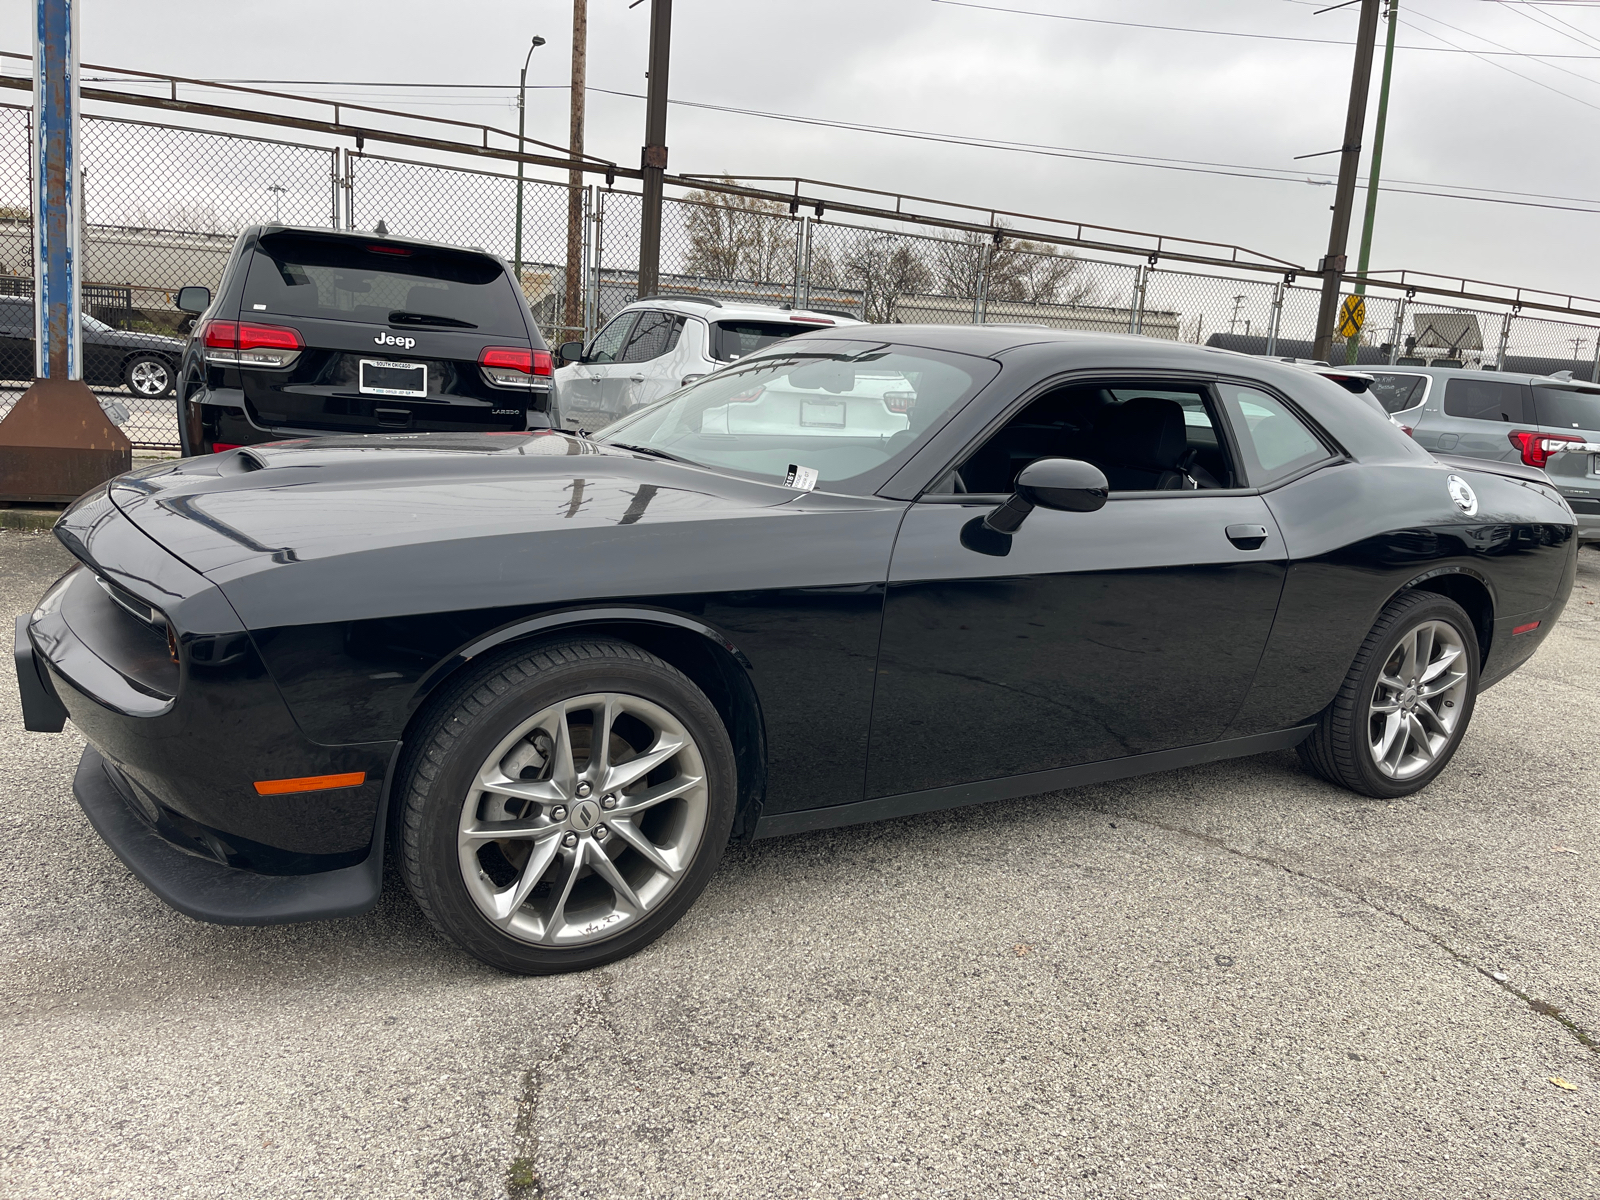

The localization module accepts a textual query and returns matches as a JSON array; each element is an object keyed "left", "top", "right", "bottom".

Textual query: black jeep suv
[{"left": 176, "top": 227, "right": 553, "bottom": 454}]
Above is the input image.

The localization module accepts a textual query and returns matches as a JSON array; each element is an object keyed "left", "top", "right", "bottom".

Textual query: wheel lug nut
[
  {"left": 594, "top": 824, "right": 609, "bottom": 841},
  {"left": 562, "top": 832, "right": 578, "bottom": 848},
  {"left": 575, "top": 781, "right": 593, "bottom": 798},
  {"left": 550, "top": 806, "right": 567, "bottom": 821},
  {"left": 601, "top": 794, "right": 617, "bottom": 810}
]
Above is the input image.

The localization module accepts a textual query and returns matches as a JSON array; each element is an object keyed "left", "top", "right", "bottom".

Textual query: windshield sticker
[{"left": 784, "top": 464, "right": 819, "bottom": 491}]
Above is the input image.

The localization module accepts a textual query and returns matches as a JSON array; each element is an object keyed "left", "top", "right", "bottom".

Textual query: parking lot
[{"left": 1, "top": 525, "right": 1596, "bottom": 1200}]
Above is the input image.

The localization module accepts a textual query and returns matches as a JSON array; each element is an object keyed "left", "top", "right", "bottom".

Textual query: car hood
[{"left": 104, "top": 432, "right": 808, "bottom": 585}]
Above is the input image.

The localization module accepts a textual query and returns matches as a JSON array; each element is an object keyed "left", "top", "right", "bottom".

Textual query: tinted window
[
  {"left": 242, "top": 233, "right": 527, "bottom": 336},
  {"left": 1368, "top": 372, "right": 1428, "bottom": 414},
  {"left": 618, "top": 311, "right": 684, "bottom": 364},
  {"left": 1443, "top": 378, "right": 1528, "bottom": 423},
  {"left": 598, "top": 342, "right": 997, "bottom": 493},
  {"left": 1216, "top": 383, "right": 1330, "bottom": 486},
  {"left": 0, "top": 298, "right": 30, "bottom": 333},
  {"left": 586, "top": 313, "right": 636, "bottom": 363},
  {"left": 710, "top": 320, "right": 809, "bottom": 362},
  {"left": 1532, "top": 385, "right": 1600, "bottom": 432}
]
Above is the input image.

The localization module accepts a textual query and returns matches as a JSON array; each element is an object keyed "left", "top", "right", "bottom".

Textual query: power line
[
  {"left": 107, "top": 74, "right": 1600, "bottom": 213},
  {"left": 926, "top": 0, "right": 1600, "bottom": 56},
  {"left": 1401, "top": 6, "right": 1600, "bottom": 110}
]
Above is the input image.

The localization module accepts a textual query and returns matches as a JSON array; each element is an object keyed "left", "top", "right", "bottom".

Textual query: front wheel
[
  {"left": 1298, "top": 591, "right": 1479, "bottom": 798},
  {"left": 398, "top": 638, "right": 737, "bottom": 974},
  {"left": 124, "top": 354, "right": 175, "bottom": 397}
]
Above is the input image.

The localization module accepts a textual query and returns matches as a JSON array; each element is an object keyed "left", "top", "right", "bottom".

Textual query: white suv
[{"left": 551, "top": 296, "right": 861, "bottom": 429}]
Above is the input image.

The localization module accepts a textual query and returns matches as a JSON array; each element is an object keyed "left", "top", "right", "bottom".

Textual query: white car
[{"left": 551, "top": 296, "right": 861, "bottom": 428}]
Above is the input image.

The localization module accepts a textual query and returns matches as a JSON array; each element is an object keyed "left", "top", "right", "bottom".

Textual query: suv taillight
[
  {"left": 479, "top": 346, "right": 553, "bottom": 388},
  {"left": 200, "top": 319, "right": 304, "bottom": 369},
  {"left": 1509, "top": 429, "right": 1587, "bottom": 468}
]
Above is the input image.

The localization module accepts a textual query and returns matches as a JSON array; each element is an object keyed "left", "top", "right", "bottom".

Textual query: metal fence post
[
  {"left": 329, "top": 148, "right": 340, "bottom": 228},
  {"left": 1495, "top": 311, "right": 1513, "bottom": 371},
  {"left": 797, "top": 214, "right": 812, "bottom": 312},
  {"left": 580, "top": 185, "right": 595, "bottom": 340},
  {"left": 1388, "top": 292, "right": 1409, "bottom": 364},
  {"left": 1266, "top": 279, "right": 1285, "bottom": 356},
  {"left": 1591, "top": 335, "right": 1600, "bottom": 385},
  {"left": 588, "top": 187, "right": 605, "bottom": 336},
  {"left": 1129, "top": 264, "right": 1147, "bottom": 336},
  {"left": 974, "top": 237, "right": 991, "bottom": 325}
]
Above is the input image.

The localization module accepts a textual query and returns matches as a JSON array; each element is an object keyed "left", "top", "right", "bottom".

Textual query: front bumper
[{"left": 74, "top": 745, "right": 387, "bottom": 926}]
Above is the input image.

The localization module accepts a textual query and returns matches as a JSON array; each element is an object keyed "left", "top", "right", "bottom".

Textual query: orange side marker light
[{"left": 253, "top": 772, "right": 366, "bottom": 795}]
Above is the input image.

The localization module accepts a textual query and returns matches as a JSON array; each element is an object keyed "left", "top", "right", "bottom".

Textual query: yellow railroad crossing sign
[{"left": 1337, "top": 294, "right": 1367, "bottom": 339}]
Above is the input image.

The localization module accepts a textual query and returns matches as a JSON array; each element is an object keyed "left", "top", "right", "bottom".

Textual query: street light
[{"left": 514, "top": 34, "right": 547, "bottom": 288}]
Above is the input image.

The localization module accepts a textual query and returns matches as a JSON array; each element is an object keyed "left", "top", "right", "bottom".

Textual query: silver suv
[
  {"left": 1367, "top": 365, "right": 1600, "bottom": 543},
  {"left": 551, "top": 295, "right": 860, "bottom": 429}
]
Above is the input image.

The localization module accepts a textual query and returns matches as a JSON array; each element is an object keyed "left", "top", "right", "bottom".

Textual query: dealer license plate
[
  {"left": 360, "top": 359, "right": 427, "bottom": 398},
  {"left": 799, "top": 399, "right": 846, "bottom": 429}
]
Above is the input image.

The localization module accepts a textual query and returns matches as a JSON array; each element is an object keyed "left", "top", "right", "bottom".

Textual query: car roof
[
  {"left": 1368, "top": 363, "right": 1600, "bottom": 388},
  {"left": 618, "top": 296, "right": 863, "bottom": 326}
]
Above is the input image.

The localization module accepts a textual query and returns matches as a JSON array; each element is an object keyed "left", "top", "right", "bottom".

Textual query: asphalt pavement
[{"left": 1, "top": 526, "right": 1596, "bottom": 1200}]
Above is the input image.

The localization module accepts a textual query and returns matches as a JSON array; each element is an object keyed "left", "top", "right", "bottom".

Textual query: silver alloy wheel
[
  {"left": 457, "top": 692, "right": 709, "bottom": 947},
  {"left": 128, "top": 358, "right": 170, "bottom": 396},
  {"left": 1368, "top": 618, "right": 1470, "bottom": 780}
]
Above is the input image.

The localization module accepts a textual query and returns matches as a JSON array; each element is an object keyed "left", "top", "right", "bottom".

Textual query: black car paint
[
  {"left": 0, "top": 295, "right": 184, "bottom": 388},
  {"left": 176, "top": 226, "right": 552, "bottom": 454},
  {"left": 22, "top": 328, "right": 1576, "bottom": 925}
]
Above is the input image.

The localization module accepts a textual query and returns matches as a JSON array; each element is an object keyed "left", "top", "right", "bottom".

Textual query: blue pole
[{"left": 33, "top": 0, "right": 81, "bottom": 380}]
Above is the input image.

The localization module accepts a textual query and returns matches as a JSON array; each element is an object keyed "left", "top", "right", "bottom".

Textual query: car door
[
  {"left": 865, "top": 377, "right": 1290, "bottom": 799},
  {"left": 561, "top": 311, "right": 636, "bottom": 415},
  {"left": 0, "top": 297, "right": 32, "bottom": 381},
  {"left": 1421, "top": 375, "right": 1530, "bottom": 459},
  {"left": 610, "top": 311, "right": 685, "bottom": 413}
]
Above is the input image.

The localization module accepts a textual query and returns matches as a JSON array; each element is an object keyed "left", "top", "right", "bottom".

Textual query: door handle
[
  {"left": 1226, "top": 523, "right": 1269, "bottom": 550},
  {"left": 630, "top": 374, "right": 645, "bottom": 383}
]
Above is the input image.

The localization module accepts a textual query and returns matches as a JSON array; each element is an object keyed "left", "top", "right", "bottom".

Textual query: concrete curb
[{"left": 0, "top": 506, "right": 63, "bottom": 533}]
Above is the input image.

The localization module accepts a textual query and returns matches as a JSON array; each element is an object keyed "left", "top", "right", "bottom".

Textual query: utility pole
[
  {"left": 1313, "top": 0, "right": 1382, "bottom": 363},
  {"left": 0, "top": 0, "right": 129, "bottom": 502},
  {"left": 514, "top": 35, "right": 547, "bottom": 288},
  {"left": 1346, "top": 0, "right": 1398, "bottom": 365},
  {"left": 267, "top": 183, "right": 287, "bottom": 223},
  {"left": 563, "top": 0, "right": 587, "bottom": 343},
  {"left": 637, "top": 0, "right": 672, "bottom": 299}
]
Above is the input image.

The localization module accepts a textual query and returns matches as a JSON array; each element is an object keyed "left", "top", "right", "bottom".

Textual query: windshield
[{"left": 596, "top": 340, "right": 996, "bottom": 492}]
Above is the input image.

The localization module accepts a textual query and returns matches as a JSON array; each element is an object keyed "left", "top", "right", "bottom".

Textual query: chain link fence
[{"left": 4, "top": 102, "right": 1599, "bottom": 451}]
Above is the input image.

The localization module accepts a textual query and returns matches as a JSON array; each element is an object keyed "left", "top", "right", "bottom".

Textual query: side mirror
[
  {"left": 558, "top": 341, "right": 584, "bottom": 364},
  {"left": 176, "top": 286, "right": 211, "bottom": 315},
  {"left": 985, "top": 458, "right": 1108, "bottom": 534}
]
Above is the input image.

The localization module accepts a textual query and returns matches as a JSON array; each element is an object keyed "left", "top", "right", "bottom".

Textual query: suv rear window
[
  {"left": 710, "top": 320, "right": 810, "bottom": 362},
  {"left": 243, "top": 232, "right": 527, "bottom": 336},
  {"left": 1442, "top": 377, "right": 1529, "bottom": 423},
  {"left": 1367, "top": 372, "right": 1428, "bottom": 414},
  {"left": 1532, "top": 385, "right": 1600, "bottom": 431}
]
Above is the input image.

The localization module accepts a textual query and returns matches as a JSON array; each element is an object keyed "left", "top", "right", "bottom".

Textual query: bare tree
[
  {"left": 680, "top": 178, "right": 794, "bottom": 283},
  {"left": 931, "top": 227, "right": 1097, "bottom": 307},
  {"left": 815, "top": 234, "right": 932, "bottom": 323}
]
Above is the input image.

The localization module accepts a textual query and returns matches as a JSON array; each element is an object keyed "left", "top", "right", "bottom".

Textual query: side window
[
  {"left": 1367, "top": 372, "right": 1429, "bottom": 414},
  {"left": 587, "top": 313, "right": 637, "bottom": 364},
  {"left": 1442, "top": 378, "right": 1529, "bottom": 423},
  {"left": 618, "top": 312, "right": 684, "bottom": 364},
  {"left": 0, "top": 299, "right": 31, "bottom": 335},
  {"left": 953, "top": 380, "right": 1237, "bottom": 496},
  {"left": 1216, "top": 383, "right": 1331, "bottom": 487}
]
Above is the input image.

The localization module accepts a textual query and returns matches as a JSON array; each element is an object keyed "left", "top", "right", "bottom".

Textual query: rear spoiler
[{"left": 1431, "top": 454, "right": 1557, "bottom": 486}]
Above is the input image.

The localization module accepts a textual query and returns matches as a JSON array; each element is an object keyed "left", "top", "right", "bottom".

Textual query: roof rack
[{"left": 640, "top": 293, "right": 723, "bottom": 308}]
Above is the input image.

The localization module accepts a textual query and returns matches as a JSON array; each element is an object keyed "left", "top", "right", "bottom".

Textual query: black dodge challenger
[{"left": 15, "top": 326, "right": 1576, "bottom": 974}]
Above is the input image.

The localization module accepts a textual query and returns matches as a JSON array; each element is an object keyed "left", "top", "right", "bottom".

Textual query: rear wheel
[
  {"left": 398, "top": 639, "right": 736, "bottom": 974},
  {"left": 124, "top": 354, "right": 174, "bottom": 398},
  {"left": 1298, "top": 591, "right": 1479, "bottom": 798}
]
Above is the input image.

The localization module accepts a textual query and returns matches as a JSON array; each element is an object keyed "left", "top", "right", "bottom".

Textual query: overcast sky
[{"left": 4, "top": 0, "right": 1599, "bottom": 297}]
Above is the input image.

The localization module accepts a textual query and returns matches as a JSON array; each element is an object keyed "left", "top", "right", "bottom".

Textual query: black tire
[
  {"left": 124, "top": 353, "right": 175, "bottom": 398},
  {"left": 398, "top": 638, "right": 737, "bottom": 974},
  {"left": 1298, "top": 590, "right": 1480, "bottom": 798}
]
